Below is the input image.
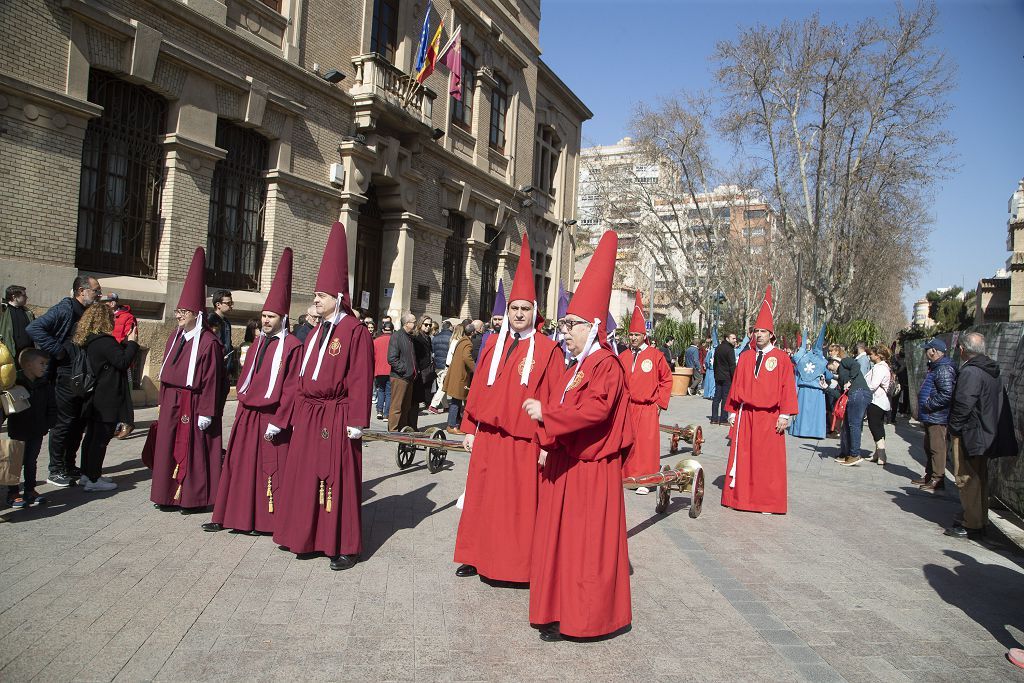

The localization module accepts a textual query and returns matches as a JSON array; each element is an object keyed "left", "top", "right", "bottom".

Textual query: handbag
[
  {"left": 0, "top": 385, "right": 30, "bottom": 415},
  {"left": 0, "top": 438, "right": 25, "bottom": 486},
  {"left": 831, "top": 391, "right": 849, "bottom": 432}
]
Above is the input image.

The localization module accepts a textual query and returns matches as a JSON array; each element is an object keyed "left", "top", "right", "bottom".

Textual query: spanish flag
[{"left": 416, "top": 17, "right": 444, "bottom": 83}]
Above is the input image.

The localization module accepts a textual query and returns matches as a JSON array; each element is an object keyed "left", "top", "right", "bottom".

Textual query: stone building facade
[{"left": 0, "top": 0, "right": 590, "bottom": 401}]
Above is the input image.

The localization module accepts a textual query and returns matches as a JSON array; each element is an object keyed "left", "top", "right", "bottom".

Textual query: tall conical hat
[
  {"left": 177, "top": 247, "right": 206, "bottom": 314},
  {"left": 567, "top": 231, "right": 617, "bottom": 327},
  {"left": 629, "top": 290, "right": 647, "bottom": 335},
  {"left": 508, "top": 234, "right": 536, "bottom": 304},
  {"left": 752, "top": 284, "right": 775, "bottom": 335},
  {"left": 813, "top": 323, "right": 826, "bottom": 354},
  {"left": 315, "top": 222, "right": 352, "bottom": 314},
  {"left": 492, "top": 280, "right": 507, "bottom": 317},
  {"left": 263, "top": 248, "right": 293, "bottom": 316}
]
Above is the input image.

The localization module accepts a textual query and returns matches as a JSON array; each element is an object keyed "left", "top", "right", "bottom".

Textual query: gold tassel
[
  {"left": 326, "top": 485, "right": 332, "bottom": 513},
  {"left": 173, "top": 483, "right": 182, "bottom": 501},
  {"left": 267, "top": 476, "right": 273, "bottom": 513},
  {"left": 172, "top": 463, "right": 179, "bottom": 479},
  {"left": 266, "top": 475, "right": 272, "bottom": 498},
  {"left": 318, "top": 480, "right": 325, "bottom": 506}
]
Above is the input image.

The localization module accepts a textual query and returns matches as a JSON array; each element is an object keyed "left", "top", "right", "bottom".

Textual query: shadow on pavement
[
  {"left": 360, "top": 482, "right": 446, "bottom": 560},
  {"left": 626, "top": 497, "right": 688, "bottom": 539},
  {"left": 886, "top": 486, "right": 960, "bottom": 529},
  {"left": 0, "top": 464, "right": 151, "bottom": 523},
  {"left": 924, "top": 549, "right": 1024, "bottom": 650}
]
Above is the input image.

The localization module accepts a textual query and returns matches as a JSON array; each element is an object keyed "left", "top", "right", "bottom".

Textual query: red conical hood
[
  {"left": 177, "top": 247, "right": 206, "bottom": 314},
  {"left": 509, "top": 233, "right": 536, "bottom": 304},
  {"left": 629, "top": 290, "right": 647, "bottom": 335},
  {"left": 753, "top": 284, "right": 775, "bottom": 334},
  {"left": 263, "top": 248, "right": 293, "bottom": 316},
  {"left": 567, "top": 231, "right": 617, "bottom": 325},
  {"left": 315, "top": 222, "right": 352, "bottom": 313}
]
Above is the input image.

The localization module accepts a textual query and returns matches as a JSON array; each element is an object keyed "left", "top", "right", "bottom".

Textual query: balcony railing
[{"left": 350, "top": 54, "right": 435, "bottom": 128}]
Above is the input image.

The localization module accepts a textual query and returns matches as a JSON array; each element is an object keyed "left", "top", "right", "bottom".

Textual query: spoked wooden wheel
[
  {"left": 395, "top": 426, "right": 417, "bottom": 469},
  {"left": 689, "top": 467, "right": 705, "bottom": 519},
  {"left": 655, "top": 485, "right": 671, "bottom": 514},
  {"left": 693, "top": 426, "right": 704, "bottom": 456},
  {"left": 427, "top": 428, "right": 448, "bottom": 474}
]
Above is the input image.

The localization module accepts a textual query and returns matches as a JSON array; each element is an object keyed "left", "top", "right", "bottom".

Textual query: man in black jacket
[
  {"left": 945, "top": 332, "right": 1019, "bottom": 540},
  {"left": 208, "top": 289, "right": 235, "bottom": 413},
  {"left": 26, "top": 274, "right": 101, "bottom": 487},
  {"left": 711, "top": 332, "right": 738, "bottom": 425},
  {"left": 387, "top": 313, "right": 418, "bottom": 431}
]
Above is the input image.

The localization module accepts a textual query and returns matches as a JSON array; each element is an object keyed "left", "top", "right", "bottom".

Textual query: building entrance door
[{"left": 354, "top": 186, "right": 384, "bottom": 318}]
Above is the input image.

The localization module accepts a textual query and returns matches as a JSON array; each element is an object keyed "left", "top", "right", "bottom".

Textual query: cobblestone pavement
[{"left": 2, "top": 393, "right": 1024, "bottom": 682}]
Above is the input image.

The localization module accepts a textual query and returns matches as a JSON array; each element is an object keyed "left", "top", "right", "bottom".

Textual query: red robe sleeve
[
  {"left": 195, "top": 333, "right": 223, "bottom": 418},
  {"left": 270, "top": 340, "right": 304, "bottom": 428},
  {"left": 539, "top": 359, "right": 621, "bottom": 462},
  {"left": 346, "top": 325, "right": 374, "bottom": 429},
  {"left": 655, "top": 353, "right": 672, "bottom": 410}
]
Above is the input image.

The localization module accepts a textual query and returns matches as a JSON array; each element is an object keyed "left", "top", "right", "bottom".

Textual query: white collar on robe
[
  {"left": 238, "top": 324, "right": 287, "bottom": 398},
  {"left": 486, "top": 307, "right": 538, "bottom": 387},
  {"left": 158, "top": 317, "right": 203, "bottom": 387},
  {"left": 560, "top": 317, "right": 601, "bottom": 404},
  {"left": 631, "top": 343, "right": 648, "bottom": 371},
  {"left": 300, "top": 307, "right": 346, "bottom": 380}
]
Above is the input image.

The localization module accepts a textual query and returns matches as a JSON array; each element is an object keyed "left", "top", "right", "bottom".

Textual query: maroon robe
[
  {"left": 620, "top": 345, "right": 673, "bottom": 478},
  {"left": 530, "top": 347, "right": 634, "bottom": 638},
  {"left": 211, "top": 332, "right": 303, "bottom": 532},
  {"left": 273, "top": 315, "right": 373, "bottom": 557},
  {"left": 723, "top": 345, "right": 798, "bottom": 514},
  {"left": 455, "top": 332, "right": 565, "bottom": 582},
  {"left": 150, "top": 328, "right": 224, "bottom": 508}
]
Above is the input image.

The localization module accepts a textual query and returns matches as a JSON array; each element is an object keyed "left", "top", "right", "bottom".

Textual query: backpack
[
  {"left": 886, "top": 367, "right": 900, "bottom": 399},
  {"left": 65, "top": 342, "right": 96, "bottom": 398}
]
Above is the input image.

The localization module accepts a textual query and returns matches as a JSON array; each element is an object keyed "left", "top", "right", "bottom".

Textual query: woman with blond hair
[
  {"left": 863, "top": 344, "right": 893, "bottom": 464},
  {"left": 73, "top": 302, "right": 138, "bottom": 491}
]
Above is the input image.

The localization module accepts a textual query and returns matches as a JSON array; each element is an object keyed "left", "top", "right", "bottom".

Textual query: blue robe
[
  {"left": 702, "top": 345, "right": 717, "bottom": 399},
  {"left": 789, "top": 349, "right": 827, "bottom": 439}
]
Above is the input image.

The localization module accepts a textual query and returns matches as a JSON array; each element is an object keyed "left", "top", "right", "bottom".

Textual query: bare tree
[{"left": 715, "top": 2, "right": 955, "bottom": 323}]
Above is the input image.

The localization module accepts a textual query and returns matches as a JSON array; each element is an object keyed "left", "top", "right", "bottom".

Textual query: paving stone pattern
[{"left": 2, "top": 395, "right": 1024, "bottom": 682}]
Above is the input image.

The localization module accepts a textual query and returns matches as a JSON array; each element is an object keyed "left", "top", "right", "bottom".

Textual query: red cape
[
  {"left": 723, "top": 346, "right": 798, "bottom": 513},
  {"left": 620, "top": 345, "right": 673, "bottom": 477}
]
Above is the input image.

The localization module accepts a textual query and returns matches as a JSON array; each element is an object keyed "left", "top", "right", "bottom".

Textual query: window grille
[
  {"left": 206, "top": 120, "right": 269, "bottom": 291},
  {"left": 76, "top": 70, "right": 167, "bottom": 278},
  {"left": 441, "top": 214, "right": 466, "bottom": 318}
]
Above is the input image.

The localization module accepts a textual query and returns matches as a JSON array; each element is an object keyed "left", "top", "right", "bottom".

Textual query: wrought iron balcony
[{"left": 349, "top": 54, "right": 436, "bottom": 132}]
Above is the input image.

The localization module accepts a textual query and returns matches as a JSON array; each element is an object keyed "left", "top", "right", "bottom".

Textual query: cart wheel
[
  {"left": 395, "top": 426, "right": 417, "bottom": 470},
  {"left": 670, "top": 431, "right": 680, "bottom": 455},
  {"left": 693, "top": 426, "right": 703, "bottom": 457},
  {"left": 427, "top": 429, "right": 448, "bottom": 474},
  {"left": 655, "top": 485, "right": 671, "bottom": 514},
  {"left": 689, "top": 467, "right": 705, "bottom": 519}
]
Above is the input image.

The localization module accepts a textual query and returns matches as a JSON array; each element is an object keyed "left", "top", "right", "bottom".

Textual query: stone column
[{"left": 380, "top": 213, "right": 418, "bottom": 318}]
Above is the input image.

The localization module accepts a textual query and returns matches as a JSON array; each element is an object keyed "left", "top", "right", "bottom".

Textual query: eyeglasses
[
  {"left": 558, "top": 319, "right": 592, "bottom": 332},
  {"left": 174, "top": 308, "right": 194, "bottom": 316},
  {"left": 219, "top": 300, "right": 234, "bottom": 307}
]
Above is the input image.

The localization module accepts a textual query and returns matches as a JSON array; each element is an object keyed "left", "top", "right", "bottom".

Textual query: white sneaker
[
  {"left": 82, "top": 476, "right": 117, "bottom": 492},
  {"left": 635, "top": 486, "right": 651, "bottom": 495}
]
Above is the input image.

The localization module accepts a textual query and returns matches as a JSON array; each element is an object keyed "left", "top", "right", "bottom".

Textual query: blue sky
[{"left": 539, "top": 0, "right": 1024, "bottom": 318}]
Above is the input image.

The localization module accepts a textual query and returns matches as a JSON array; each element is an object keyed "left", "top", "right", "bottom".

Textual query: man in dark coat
[
  {"left": 26, "top": 274, "right": 101, "bottom": 487},
  {"left": 913, "top": 339, "right": 957, "bottom": 492},
  {"left": 944, "top": 332, "right": 1019, "bottom": 539},
  {"left": 0, "top": 285, "right": 35, "bottom": 367},
  {"left": 387, "top": 313, "right": 418, "bottom": 431},
  {"left": 208, "top": 289, "right": 235, "bottom": 414},
  {"left": 711, "top": 332, "right": 737, "bottom": 424}
]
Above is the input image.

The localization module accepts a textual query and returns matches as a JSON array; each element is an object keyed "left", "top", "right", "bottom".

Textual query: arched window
[
  {"left": 206, "top": 120, "right": 269, "bottom": 291},
  {"left": 76, "top": 70, "right": 167, "bottom": 278}
]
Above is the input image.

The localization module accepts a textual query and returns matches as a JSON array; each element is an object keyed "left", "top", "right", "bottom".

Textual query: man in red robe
[
  {"left": 150, "top": 248, "right": 224, "bottom": 511},
  {"left": 273, "top": 222, "right": 374, "bottom": 570},
  {"left": 523, "top": 231, "right": 633, "bottom": 642},
  {"left": 620, "top": 290, "right": 672, "bottom": 488},
  {"left": 723, "top": 285, "right": 798, "bottom": 514},
  {"left": 204, "top": 249, "right": 302, "bottom": 535},
  {"left": 454, "top": 234, "right": 565, "bottom": 583}
]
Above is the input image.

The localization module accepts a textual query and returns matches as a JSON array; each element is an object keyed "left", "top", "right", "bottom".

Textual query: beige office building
[{"left": 0, "top": 0, "right": 589, "bottom": 398}]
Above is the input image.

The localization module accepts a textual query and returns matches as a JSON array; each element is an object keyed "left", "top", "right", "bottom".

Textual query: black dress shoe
[
  {"left": 330, "top": 554, "right": 358, "bottom": 571},
  {"left": 944, "top": 525, "right": 985, "bottom": 540},
  {"left": 202, "top": 522, "right": 224, "bottom": 532},
  {"left": 245, "top": 530, "right": 262, "bottom": 536},
  {"left": 455, "top": 564, "right": 478, "bottom": 577},
  {"left": 154, "top": 504, "right": 178, "bottom": 512},
  {"left": 539, "top": 625, "right": 562, "bottom": 642}
]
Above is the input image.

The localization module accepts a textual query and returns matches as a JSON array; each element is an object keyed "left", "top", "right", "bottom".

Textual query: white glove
[
  {"left": 197, "top": 415, "right": 212, "bottom": 431},
  {"left": 727, "top": 413, "right": 736, "bottom": 426},
  {"left": 264, "top": 423, "right": 282, "bottom": 440},
  {"left": 346, "top": 426, "right": 363, "bottom": 439},
  {"left": 463, "top": 433, "right": 475, "bottom": 451}
]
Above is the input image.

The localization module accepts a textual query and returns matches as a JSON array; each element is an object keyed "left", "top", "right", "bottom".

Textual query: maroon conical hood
[
  {"left": 315, "top": 222, "right": 352, "bottom": 312},
  {"left": 263, "top": 248, "right": 293, "bottom": 316},
  {"left": 176, "top": 247, "right": 206, "bottom": 314}
]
